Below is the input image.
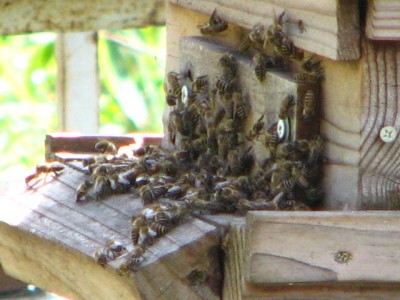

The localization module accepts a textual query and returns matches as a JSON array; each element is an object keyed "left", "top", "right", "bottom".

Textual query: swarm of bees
[{"left": 26, "top": 9, "right": 324, "bottom": 276}]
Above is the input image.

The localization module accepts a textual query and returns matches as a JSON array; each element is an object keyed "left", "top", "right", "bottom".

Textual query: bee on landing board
[{"left": 25, "top": 162, "right": 65, "bottom": 189}]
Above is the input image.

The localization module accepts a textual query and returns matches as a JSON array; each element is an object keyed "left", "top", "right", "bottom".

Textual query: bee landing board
[{"left": 177, "top": 36, "right": 320, "bottom": 166}]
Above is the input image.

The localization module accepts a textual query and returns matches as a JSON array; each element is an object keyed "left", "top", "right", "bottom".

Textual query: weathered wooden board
[
  {"left": 366, "top": 0, "right": 400, "bottom": 40},
  {"left": 0, "top": 0, "right": 165, "bottom": 35},
  {"left": 164, "top": 36, "right": 320, "bottom": 165},
  {"left": 360, "top": 39, "right": 400, "bottom": 209},
  {"left": 246, "top": 211, "right": 400, "bottom": 284},
  {"left": 0, "top": 166, "right": 222, "bottom": 300},
  {"left": 168, "top": 0, "right": 360, "bottom": 61},
  {"left": 219, "top": 211, "right": 400, "bottom": 299},
  {"left": 45, "top": 133, "right": 163, "bottom": 162}
]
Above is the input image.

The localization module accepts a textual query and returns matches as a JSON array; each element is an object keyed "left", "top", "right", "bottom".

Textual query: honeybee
[
  {"left": 239, "top": 23, "right": 265, "bottom": 53},
  {"left": 118, "top": 245, "right": 145, "bottom": 275},
  {"left": 301, "top": 56, "right": 323, "bottom": 82},
  {"left": 76, "top": 178, "right": 94, "bottom": 202},
  {"left": 302, "top": 90, "right": 316, "bottom": 120},
  {"left": 193, "top": 75, "right": 209, "bottom": 94},
  {"left": 334, "top": 250, "right": 353, "bottom": 264},
  {"left": 253, "top": 52, "right": 277, "bottom": 82},
  {"left": 94, "top": 239, "right": 127, "bottom": 266},
  {"left": 248, "top": 114, "right": 265, "bottom": 141},
  {"left": 218, "top": 53, "right": 237, "bottom": 78},
  {"left": 232, "top": 91, "right": 247, "bottom": 121},
  {"left": 298, "top": 20, "right": 306, "bottom": 33},
  {"left": 279, "top": 95, "right": 295, "bottom": 119},
  {"left": 140, "top": 185, "right": 168, "bottom": 205},
  {"left": 198, "top": 9, "right": 228, "bottom": 35},
  {"left": 237, "top": 198, "right": 276, "bottom": 212},
  {"left": 95, "top": 140, "right": 117, "bottom": 155},
  {"left": 25, "top": 162, "right": 65, "bottom": 188},
  {"left": 131, "top": 215, "right": 148, "bottom": 245}
]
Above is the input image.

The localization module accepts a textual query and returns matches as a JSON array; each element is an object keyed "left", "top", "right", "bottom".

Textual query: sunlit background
[{"left": 0, "top": 27, "right": 166, "bottom": 174}]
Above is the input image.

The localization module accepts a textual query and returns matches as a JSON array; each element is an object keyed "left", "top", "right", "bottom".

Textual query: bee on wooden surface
[
  {"left": 167, "top": 71, "right": 183, "bottom": 101},
  {"left": 239, "top": 23, "right": 265, "bottom": 53},
  {"left": 166, "top": 91, "right": 178, "bottom": 106},
  {"left": 232, "top": 91, "right": 247, "bottom": 121},
  {"left": 76, "top": 179, "right": 94, "bottom": 202},
  {"left": 186, "top": 197, "right": 224, "bottom": 213},
  {"left": 216, "top": 77, "right": 237, "bottom": 94},
  {"left": 95, "top": 140, "right": 117, "bottom": 155},
  {"left": 264, "top": 123, "right": 280, "bottom": 156},
  {"left": 198, "top": 9, "right": 228, "bottom": 35},
  {"left": 237, "top": 198, "right": 276, "bottom": 212},
  {"left": 248, "top": 114, "right": 265, "bottom": 141},
  {"left": 118, "top": 245, "right": 145, "bottom": 275},
  {"left": 218, "top": 53, "right": 237, "bottom": 78},
  {"left": 253, "top": 52, "right": 279, "bottom": 82},
  {"left": 298, "top": 20, "right": 306, "bottom": 33},
  {"left": 302, "top": 90, "right": 316, "bottom": 120},
  {"left": 193, "top": 75, "right": 209, "bottom": 94},
  {"left": 334, "top": 250, "right": 353, "bottom": 264},
  {"left": 25, "top": 162, "right": 65, "bottom": 188},
  {"left": 140, "top": 185, "right": 168, "bottom": 205},
  {"left": 279, "top": 95, "right": 295, "bottom": 120},
  {"left": 92, "top": 174, "right": 110, "bottom": 200},
  {"left": 131, "top": 215, "right": 148, "bottom": 245},
  {"left": 94, "top": 239, "right": 127, "bottom": 266},
  {"left": 301, "top": 56, "right": 323, "bottom": 82}
]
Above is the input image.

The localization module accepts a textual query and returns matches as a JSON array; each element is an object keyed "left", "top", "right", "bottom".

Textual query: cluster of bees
[{"left": 25, "top": 9, "right": 324, "bottom": 275}]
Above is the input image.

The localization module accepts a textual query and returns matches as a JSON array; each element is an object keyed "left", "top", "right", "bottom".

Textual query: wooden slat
[
  {"left": 168, "top": 0, "right": 360, "bottom": 60},
  {"left": 0, "top": 167, "right": 222, "bottom": 300},
  {"left": 0, "top": 0, "right": 165, "bottom": 35},
  {"left": 360, "top": 39, "right": 400, "bottom": 209},
  {"left": 246, "top": 211, "right": 400, "bottom": 284},
  {"left": 219, "top": 211, "right": 400, "bottom": 299},
  {"left": 366, "top": 0, "right": 400, "bottom": 40}
]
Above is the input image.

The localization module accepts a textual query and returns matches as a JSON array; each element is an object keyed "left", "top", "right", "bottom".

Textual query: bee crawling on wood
[
  {"left": 25, "top": 162, "right": 65, "bottom": 188},
  {"left": 198, "top": 9, "right": 228, "bottom": 35},
  {"left": 118, "top": 245, "right": 146, "bottom": 275},
  {"left": 302, "top": 90, "right": 317, "bottom": 120},
  {"left": 239, "top": 23, "right": 266, "bottom": 53},
  {"left": 334, "top": 250, "right": 353, "bottom": 264},
  {"left": 94, "top": 239, "right": 127, "bottom": 266},
  {"left": 279, "top": 95, "right": 295, "bottom": 120},
  {"left": 95, "top": 140, "right": 117, "bottom": 155}
]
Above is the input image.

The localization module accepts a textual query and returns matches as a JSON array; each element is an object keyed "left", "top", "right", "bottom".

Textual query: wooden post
[{"left": 57, "top": 32, "right": 99, "bottom": 133}]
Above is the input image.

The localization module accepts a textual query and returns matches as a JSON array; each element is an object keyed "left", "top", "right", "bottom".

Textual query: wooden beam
[
  {"left": 0, "top": 166, "right": 222, "bottom": 300},
  {"left": 366, "top": 0, "right": 400, "bottom": 40},
  {"left": 220, "top": 211, "right": 400, "bottom": 299},
  {"left": 57, "top": 32, "right": 99, "bottom": 134},
  {"left": 168, "top": 0, "right": 360, "bottom": 61},
  {"left": 360, "top": 39, "right": 400, "bottom": 209},
  {"left": 0, "top": 0, "right": 165, "bottom": 35}
]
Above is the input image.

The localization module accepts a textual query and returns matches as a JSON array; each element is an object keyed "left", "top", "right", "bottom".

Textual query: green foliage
[
  {"left": 98, "top": 27, "right": 166, "bottom": 134},
  {"left": 0, "top": 27, "right": 166, "bottom": 173}
]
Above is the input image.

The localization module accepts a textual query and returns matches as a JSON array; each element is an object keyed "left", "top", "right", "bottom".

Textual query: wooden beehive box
[{"left": 2, "top": 1, "right": 400, "bottom": 300}]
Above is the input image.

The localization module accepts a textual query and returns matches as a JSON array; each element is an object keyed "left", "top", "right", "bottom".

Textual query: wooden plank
[
  {"left": 366, "top": 0, "right": 400, "bottom": 40},
  {"left": 0, "top": 0, "right": 165, "bottom": 35},
  {"left": 168, "top": 0, "right": 360, "bottom": 60},
  {"left": 219, "top": 211, "right": 400, "bottom": 299},
  {"left": 245, "top": 211, "right": 400, "bottom": 285},
  {"left": 0, "top": 167, "right": 222, "bottom": 300},
  {"left": 57, "top": 32, "right": 99, "bottom": 134},
  {"left": 360, "top": 39, "right": 400, "bottom": 209},
  {"left": 45, "top": 133, "right": 162, "bottom": 161}
]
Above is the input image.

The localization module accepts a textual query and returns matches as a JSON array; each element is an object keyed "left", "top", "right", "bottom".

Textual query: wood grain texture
[
  {"left": 168, "top": 0, "right": 360, "bottom": 60},
  {"left": 360, "top": 39, "right": 400, "bottom": 209},
  {"left": 0, "top": 0, "right": 165, "bottom": 35},
  {"left": 366, "top": 0, "right": 400, "bottom": 40},
  {"left": 320, "top": 59, "right": 362, "bottom": 210},
  {"left": 0, "top": 166, "right": 221, "bottom": 300}
]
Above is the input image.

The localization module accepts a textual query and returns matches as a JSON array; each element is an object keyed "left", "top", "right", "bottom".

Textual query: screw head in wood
[
  {"left": 181, "top": 85, "right": 189, "bottom": 105},
  {"left": 277, "top": 119, "right": 288, "bottom": 140},
  {"left": 380, "top": 126, "right": 397, "bottom": 143}
]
